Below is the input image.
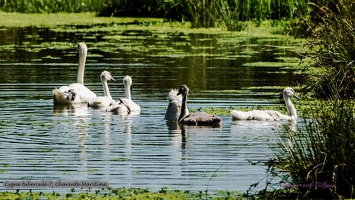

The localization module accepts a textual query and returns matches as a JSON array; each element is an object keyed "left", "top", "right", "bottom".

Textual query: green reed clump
[
  {"left": 0, "top": 0, "right": 102, "bottom": 13},
  {"left": 274, "top": 99, "right": 355, "bottom": 198},
  {"left": 301, "top": 0, "right": 355, "bottom": 99},
  {"left": 0, "top": 0, "right": 310, "bottom": 29}
]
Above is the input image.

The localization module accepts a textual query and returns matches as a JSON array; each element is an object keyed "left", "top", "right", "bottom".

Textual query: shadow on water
[{"left": 0, "top": 25, "right": 304, "bottom": 194}]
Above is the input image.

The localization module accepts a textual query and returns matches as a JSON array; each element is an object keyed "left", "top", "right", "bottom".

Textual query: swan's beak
[
  {"left": 111, "top": 77, "right": 116, "bottom": 82},
  {"left": 294, "top": 94, "right": 300, "bottom": 100}
]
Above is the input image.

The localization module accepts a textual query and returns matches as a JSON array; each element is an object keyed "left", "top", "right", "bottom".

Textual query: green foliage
[
  {"left": 301, "top": 0, "right": 355, "bottom": 99},
  {"left": 0, "top": 0, "right": 310, "bottom": 29},
  {"left": 274, "top": 100, "right": 355, "bottom": 198},
  {"left": 0, "top": 0, "right": 102, "bottom": 13}
]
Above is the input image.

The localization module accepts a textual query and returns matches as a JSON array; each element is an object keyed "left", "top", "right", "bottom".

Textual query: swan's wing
[
  {"left": 53, "top": 88, "right": 74, "bottom": 104},
  {"left": 88, "top": 96, "right": 115, "bottom": 108},
  {"left": 119, "top": 98, "right": 141, "bottom": 112},
  {"left": 53, "top": 83, "right": 97, "bottom": 104},
  {"left": 231, "top": 110, "right": 254, "bottom": 120},
  {"left": 231, "top": 109, "right": 296, "bottom": 121},
  {"left": 180, "top": 112, "right": 221, "bottom": 126},
  {"left": 231, "top": 110, "right": 275, "bottom": 121},
  {"left": 106, "top": 98, "right": 140, "bottom": 115},
  {"left": 106, "top": 104, "right": 129, "bottom": 115},
  {"left": 265, "top": 110, "right": 297, "bottom": 121},
  {"left": 69, "top": 83, "right": 97, "bottom": 102}
]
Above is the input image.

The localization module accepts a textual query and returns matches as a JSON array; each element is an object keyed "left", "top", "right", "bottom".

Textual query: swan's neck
[
  {"left": 285, "top": 96, "right": 297, "bottom": 118},
  {"left": 77, "top": 55, "right": 86, "bottom": 84},
  {"left": 178, "top": 93, "right": 188, "bottom": 122},
  {"left": 102, "top": 79, "right": 111, "bottom": 98},
  {"left": 124, "top": 84, "right": 131, "bottom": 100}
]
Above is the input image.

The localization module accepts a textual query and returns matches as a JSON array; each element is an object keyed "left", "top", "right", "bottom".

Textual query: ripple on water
[
  {"left": 0, "top": 98, "right": 290, "bottom": 193},
  {"left": 0, "top": 30, "right": 302, "bottom": 193}
]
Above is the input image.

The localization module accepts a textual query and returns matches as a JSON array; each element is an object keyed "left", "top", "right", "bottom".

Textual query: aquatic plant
[
  {"left": 273, "top": 99, "right": 355, "bottom": 198},
  {"left": 0, "top": 187, "right": 256, "bottom": 199},
  {"left": 300, "top": 0, "right": 355, "bottom": 99}
]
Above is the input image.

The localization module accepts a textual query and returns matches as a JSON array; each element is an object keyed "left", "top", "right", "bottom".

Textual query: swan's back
[
  {"left": 53, "top": 84, "right": 96, "bottom": 104},
  {"left": 231, "top": 110, "right": 289, "bottom": 121},
  {"left": 180, "top": 112, "right": 222, "bottom": 126}
]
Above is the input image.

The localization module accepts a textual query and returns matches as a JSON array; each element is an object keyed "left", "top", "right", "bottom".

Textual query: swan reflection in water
[
  {"left": 53, "top": 103, "right": 89, "bottom": 117},
  {"left": 52, "top": 103, "right": 90, "bottom": 179}
]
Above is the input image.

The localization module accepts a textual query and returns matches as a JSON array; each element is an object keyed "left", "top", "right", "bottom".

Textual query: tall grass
[
  {"left": 278, "top": 2, "right": 355, "bottom": 196},
  {"left": 0, "top": 0, "right": 310, "bottom": 29},
  {"left": 273, "top": 99, "right": 355, "bottom": 198},
  {"left": 0, "top": 0, "right": 102, "bottom": 13},
  {"left": 301, "top": 0, "right": 355, "bottom": 99}
]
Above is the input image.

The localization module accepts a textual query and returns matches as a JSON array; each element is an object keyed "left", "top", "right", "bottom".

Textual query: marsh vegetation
[
  {"left": 0, "top": 0, "right": 308, "bottom": 30},
  {"left": 272, "top": 0, "right": 355, "bottom": 198}
]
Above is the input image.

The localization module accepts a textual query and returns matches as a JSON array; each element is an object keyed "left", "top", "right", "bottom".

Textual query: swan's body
[
  {"left": 106, "top": 76, "right": 140, "bottom": 115},
  {"left": 53, "top": 42, "right": 96, "bottom": 104},
  {"left": 164, "top": 89, "right": 189, "bottom": 121},
  {"left": 177, "top": 85, "right": 221, "bottom": 126},
  {"left": 88, "top": 71, "right": 115, "bottom": 108},
  {"left": 231, "top": 87, "right": 300, "bottom": 121}
]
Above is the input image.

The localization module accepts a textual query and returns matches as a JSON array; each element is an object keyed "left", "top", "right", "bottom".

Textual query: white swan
[
  {"left": 231, "top": 87, "right": 300, "bottom": 121},
  {"left": 53, "top": 42, "right": 97, "bottom": 104},
  {"left": 106, "top": 76, "right": 140, "bottom": 115},
  {"left": 177, "top": 85, "right": 222, "bottom": 126},
  {"left": 88, "top": 71, "right": 116, "bottom": 108},
  {"left": 164, "top": 89, "right": 189, "bottom": 121}
]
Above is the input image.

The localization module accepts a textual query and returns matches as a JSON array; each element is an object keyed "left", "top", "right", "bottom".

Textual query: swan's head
[
  {"left": 177, "top": 85, "right": 189, "bottom": 96},
  {"left": 77, "top": 42, "right": 88, "bottom": 58},
  {"left": 283, "top": 87, "right": 300, "bottom": 100},
  {"left": 123, "top": 76, "right": 132, "bottom": 87},
  {"left": 101, "top": 71, "right": 115, "bottom": 82}
]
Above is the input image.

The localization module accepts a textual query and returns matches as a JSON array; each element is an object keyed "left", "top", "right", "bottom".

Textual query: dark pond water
[{"left": 0, "top": 25, "right": 302, "bottom": 194}]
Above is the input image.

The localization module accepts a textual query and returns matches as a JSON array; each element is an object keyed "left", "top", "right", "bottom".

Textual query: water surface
[{"left": 0, "top": 25, "right": 301, "bottom": 194}]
